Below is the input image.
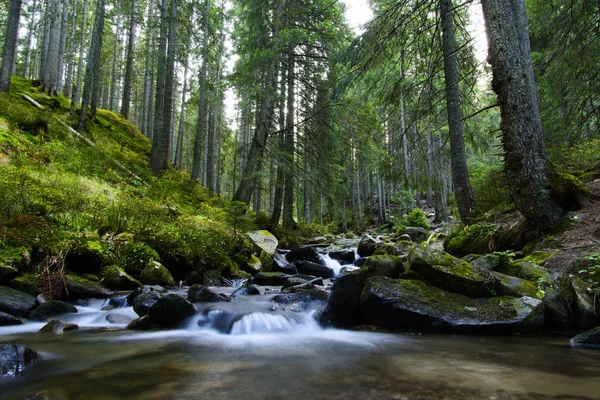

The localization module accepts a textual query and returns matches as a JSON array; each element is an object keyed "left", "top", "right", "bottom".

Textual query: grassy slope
[{"left": 0, "top": 77, "right": 253, "bottom": 287}]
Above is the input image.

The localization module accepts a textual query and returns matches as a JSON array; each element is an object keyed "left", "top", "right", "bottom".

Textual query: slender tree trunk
[
  {"left": 109, "top": 10, "right": 121, "bottom": 112},
  {"left": 282, "top": 52, "right": 297, "bottom": 229},
  {"left": 400, "top": 99, "right": 410, "bottom": 188},
  {"left": 207, "top": 29, "right": 224, "bottom": 193},
  {"left": 121, "top": 0, "right": 137, "bottom": 119},
  {"left": 40, "top": 0, "right": 50, "bottom": 79},
  {"left": 481, "top": 0, "right": 565, "bottom": 230},
  {"left": 191, "top": 0, "right": 210, "bottom": 182},
  {"left": 56, "top": 0, "right": 68, "bottom": 92},
  {"left": 440, "top": 0, "right": 475, "bottom": 224},
  {"left": 270, "top": 65, "right": 287, "bottom": 226},
  {"left": 23, "top": 0, "right": 37, "bottom": 79},
  {"left": 42, "top": 0, "right": 60, "bottom": 94},
  {"left": 73, "top": 0, "right": 88, "bottom": 106},
  {"left": 63, "top": 0, "right": 77, "bottom": 99},
  {"left": 0, "top": 0, "right": 22, "bottom": 93},
  {"left": 175, "top": 38, "right": 191, "bottom": 167}
]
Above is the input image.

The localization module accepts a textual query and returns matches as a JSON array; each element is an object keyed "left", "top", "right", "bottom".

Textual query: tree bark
[
  {"left": 121, "top": 0, "right": 137, "bottom": 119},
  {"left": 42, "top": 0, "right": 61, "bottom": 94},
  {"left": 73, "top": 0, "right": 88, "bottom": 106},
  {"left": 282, "top": 52, "right": 297, "bottom": 230},
  {"left": 175, "top": 37, "right": 191, "bottom": 168},
  {"left": 0, "top": 0, "right": 22, "bottom": 93},
  {"left": 440, "top": 0, "right": 475, "bottom": 224},
  {"left": 270, "top": 64, "right": 287, "bottom": 226},
  {"left": 23, "top": 0, "right": 37, "bottom": 79},
  {"left": 56, "top": 0, "right": 69, "bottom": 92},
  {"left": 63, "top": 0, "right": 77, "bottom": 99},
  {"left": 481, "top": 0, "right": 565, "bottom": 230},
  {"left": 109, "top": 9, "right": 121, "bottom": 112}
]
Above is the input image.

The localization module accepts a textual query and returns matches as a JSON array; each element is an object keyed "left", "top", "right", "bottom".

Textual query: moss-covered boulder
[
  {"left": 364, "top": 255, "right": 404, "bottom": 279},
  {"left": 292, "top": 260, "right": 334, "bottom": 279},
  {"left": 65, "top": 238, "right": 108, "bottom": 274},
  {"left": 65, "top": 275, "right": 111, "bottom": 299},
  {"left": 147, "top": 294, "right": 195, "bottom": 328},
  {"left": 570, "top": 326, "right": 600, "bottom": 349},
  {"left": 188, "top": 285, "right": 230, "bottom": 303},
  {"left": 119, "top": 241, "right": 160, "bottom": 277},
  {"left": 242, "top": 255, "right": 262, "bottom": 275},
  {"left": 273, "top": 290, "right": 329, "bottom": 304},
  {"left": 39, "top": 319, "right": 79, "bottom": 334},
  {"left": 491, "top": 272, "right": 538, "bottom": 298},
  {"left": 28, "top": 300, "right": 77, "bottom": 321},
  {"left": 103, "top": 265, "right": 142, "bottom": 290},
  {"left": 357, "top": 236, "right": 378, "bottom": 257},
  {"left": 0, "top": 265, "right": 18, "bottom": 285},
  {"left": 140, "top": 261, "right": 175, "bottom": 287},
  {"left": 0, "top": 246, "right": 31, "bottom": 271},
  {"left": 570, "top": 276, "right": 600, "bottom": 329},
  {"left": 444, "top": 223, "right": 497, "bottom": 257},
  {"left": 361, "top": 277, "right": 544, "bottom": 334},
  {"left": 400, "top": 227, "right": 429, "bottom": 243},
  {"left": 7, "top": 277, "right": 41, "bottom": 297},
  {"left": 495, "top": 260, "right": 551, "bottom": 282},
  {"left": 0, "top": 285, "right": 37, "bottom": 317},
  {"left": 407, "top": 247, "right": 491, "bottom": 297},
  {"left": 543, "top": 283, "right": 576, "bottom": 329},
  {"left": 258, "top": 251, "right": 274, "bottom": 272},
  {"left": 316, "top": 268, "right": 370, "bottom": 328},
  {"left": 251, "top": 272, "right": 290, "bottom": 286},
  {"left": 247, "top": 230, "right": 278, "bottom": 256}
]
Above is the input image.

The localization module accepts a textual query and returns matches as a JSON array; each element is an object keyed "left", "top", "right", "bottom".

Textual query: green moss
[
  {"left": 444, "top": 223, "right": 497, "bottom": 257},
  {"left": 140, "top": 260, "right": 175, "bottom": 287},
  {"left": 548, "top": 165, "right": 591, "bottom": 212},
  {"left": 119, "top": 241, "right": 160, "bottom": 277},
  {"left": 521, "top": 251, "right": 555, "bottom": 266}
]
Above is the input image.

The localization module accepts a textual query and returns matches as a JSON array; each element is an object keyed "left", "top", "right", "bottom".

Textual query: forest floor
[{"left": 545, "top": 179, "right": 600, "bottom": 274}]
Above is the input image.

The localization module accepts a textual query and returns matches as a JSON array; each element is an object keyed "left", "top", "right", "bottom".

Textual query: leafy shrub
[
  {"left": 118, "top": 241, "right": 160, "bottom": 276},
  {"left": 406, "top": 208, "right": 430, "bottom": 230}
]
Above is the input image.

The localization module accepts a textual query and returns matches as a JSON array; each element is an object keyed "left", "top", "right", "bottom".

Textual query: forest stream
[{"left": 1, "top": 250, "right": 600, "bottom": 400}]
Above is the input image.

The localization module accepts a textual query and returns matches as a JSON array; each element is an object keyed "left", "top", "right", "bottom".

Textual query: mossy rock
[
  {"left": 28, "top": 300, "right": 77, "bottom": 321},
  {"left": 444, "top": 223, "right": 497, "bottom": 257},
  {"left": 242, "top": 255, "right": 262, "bottom": 275},
  {"left": 0, "top": 265, "right": 18, "bottom": 284},
  {"left": 407, "top": 246, "right": 491, "bottom": 298},
  {"left": 491, "top": 272, "right": 538, "bottom": 298},
  {"left": 570, "top": 275, "right": 600, "bottom": 329},
  {"left": 120, "top": 242, "right": 160, "bottom": 278},
  {"left": 103, "top": 265, "right": 142, "bottom": 290},
  {"left": 364, "top": 255, "right": 404, "bottom": 279},
  {"left": 0, "top": 246, "right": 31, "bottom": 270},
  {"left": 521, "top": 251, "right": 555, "bottom": 266},
  {"left": 258, "top": 251, "right": 273, "bottom": 272},
  {"left": 65, "top": 275, "right": 111, "bottom": 299},
  {"left": 247, "top": 230, "right": 278, "bottom": 256},
  {"left": 7, "top": 276, "right": 41, "bottom": 297},
  {"left": 496, "top": 260, "right": 551, "bottom": 282},
  {"left": 65, "top": 238, "right": 109, "bottom": 274},
  {"left": 548, "top": 166, "right": 591, "bottom": 211},
  {"left": 361, "top": 276, "right": 545, "bottom": 334},
  {"left": 139, "top": 261, "right": 175, "bottom": 287}
]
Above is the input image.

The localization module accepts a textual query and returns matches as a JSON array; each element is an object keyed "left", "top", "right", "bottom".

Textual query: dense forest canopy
[{"left": 0, "top": 0, "right": 598, "bottom": 232}]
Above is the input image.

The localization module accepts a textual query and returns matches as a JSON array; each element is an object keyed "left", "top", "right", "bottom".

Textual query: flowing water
[{"left": 1, "top": 249, "right": 600, "bottom": 399}]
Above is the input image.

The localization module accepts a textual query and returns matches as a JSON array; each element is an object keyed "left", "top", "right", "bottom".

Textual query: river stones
[
  {"left": 148, "top": 294, "right": 195, "bottom": 327},
  {"left": 357, "top": 236, "right": 378, "bottom": 257},
  {"left": 102, "top": 266, "right": 142, "bottom": 290},
  {"left": 251, "top": 272, "right": 290, "bottom": 286},
  {"left": 126, "top": 316, "right": 152, "bottom": 331},
  {"left": 316, "top": 269, "right": 370, "bottom": 328},
  {"left": 364, "top": 255, "right": 404, "bottom": 279},
  {"left": 28, "top": 300, "right": 77, "bottom": 321},
  {"left": 39, "top": 320, "right": 79, "bottom": 334},
  {"left": 273, "top": 290, "right": 329, "bottom": 304},
  {"left": 328, "top": 250, "right": 355, "bottom": 265},
  {"left": 285, "top": 246, "right": 323, "bottom": 265},
  {"left": 491, "top": 272, "right": 538, "bottom": 298},
  {"left": 247, "top": 230, "right": 278, "bottom": 256},
  {"left": 65, "top": 275, "right": 111, "bottom": 299},
  {"left": 361, "top": 277, "right": 544, "bottom": 334},
  {"left": 291, "top": 260, "right": 334, "bottom": 279},
  {"left": 0, "top": 285, "right": 37, "bottom": 317},
  {"left": 570, "top": 326, "right": 600, "bottom": 348},
  {"left": 0, "top": 311, "right": 22, "bottom": 326},
  {"left": 570, "top": 275, "right": 600, "bottom": 329},
  {"left": 272, "top": 253, "right": 298, "bottom": 275},
  {"left": 406, "top": 247, "right": 491, "bottom": 298},
  {"left": 0, "top": 344, "right": 38, "bottom": 377},
  {"left": 0, "top": 265, "right": 18, "bottom": 284},
  {"left": 188, "top": 285, "right": 230, "bottom": 302},
  {"left": 140, "top": 261, "right": 176, "bottom": 287},
  {"left": 133, "top": 291, "right": 162, "bottom": 317},
  {"left": 231, "top": 285, "right": 261, "bottom": 297},
  {"left": 242, "top": 255, "right": 262, "bottom": 275}
]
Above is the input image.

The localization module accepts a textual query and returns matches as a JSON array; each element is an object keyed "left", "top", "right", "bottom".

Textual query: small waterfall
[
  {"left": 320, "top": 254, "right": 344, "bottom": 276},
  {"left": 229, "top": 312, "right": 320, "bottom": 335}
]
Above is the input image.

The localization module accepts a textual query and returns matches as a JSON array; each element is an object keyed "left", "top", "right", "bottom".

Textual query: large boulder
[
  {"left": 126, "top": 285, "right": 167, "bottom": 305},
  {"left": 0, "top": 311, "right": 22, "bottom": 326},
  {"left": 0, "top": 285, "right": 37, "bottom": 317},
  {"left": 285, "top": 247, "right": 323, "bottom": 265},
  {"left": 0, "top": 344, "right": 38, "bottom": 377},
  {"left": 542, "top": 283, "right": 576, "bottom": 329},
  {"left": 406, "top": 247, "right": 491, "bottom": 298},
  {"left": 132, "top": 291, "right": 162, "bottom": 317},
  {"left": 364, "top": 255, "right": 404, "bottom": 279},
  {"left": 247, "top": 230, "right": 278, "bottom": 256},
  {"left": 361, "top": 277, "right": 544, "bottom": 334},
  {"left": 231, "top": 285, "right": 261, "bottom": 297},
  {"left": 272, "top": 253, "right": 298, "bottom": 275},
  {"left": 570, "top": 326, "right": 600, "bottom": 348},
  {"left": 292, "top": 260, "right": 334, "bottom": 279},
  {"left": 316, "top": 269, "right": 370, "bottom": 328},
  {"left": 495, "top": 260, "right": 551, "bottom": 281},
  {"left": 570, "top": 276, "right": 600, "bottom": 329},
  {"left": 273, "top": 290, "right": 329, "bottom": 304},
  {"left": 328, "top": 250, "right": 355, "bottom": 265},
  {"left": 242, "top": 255, "right": 262, "bottom": 275},
  {"left": 7, "top": 277, "right": 42, "bottom": 297},
  {"left": 188, "top": 285, "right": 230, "bottom": 303},
  {"left": 102, "top": 266, "right": 142, "bottom": 290},
  {"left": 39, "top": 320, "right": 79, "bottom": 334},
  {"left": 0, "top": 265, "right": 18, "bottom": 284},
  {"left": 357, "top": 236, "right": 378, "bottom": 257},
  {"left": 65, "top": 275, "right": 111, "bottom": 299},
  {"left": 491, "top": 272, "right": 538, "bottom": 298},
  {"left": 140, "top": 261, "right": 175, "bottom": 287},
  {"left": 28, "top": 301, "right": 77, "bottom": 321},
  {"left": 400, "top": 227, "right": 429, "bottom": 243},
  {"left": 147, "top": 294, "right": 195, "bottom": 328},
  {"left": 251, "top": 272, "right": 290, "bottom": 286}
]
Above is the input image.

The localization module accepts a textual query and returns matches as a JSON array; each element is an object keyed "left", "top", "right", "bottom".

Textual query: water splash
[{"left": 230, "top": 312, "right": 320, "bottom": 335}]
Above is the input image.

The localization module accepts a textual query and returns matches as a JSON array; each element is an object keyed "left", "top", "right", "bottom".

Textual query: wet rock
[
  {"left": 406, "top": 247, "right": 491, "bottom": 298},
  {"left": 273, "top": 290, "right": 329, "bottom": 304},
  {"left": 106, "top": 313, "right": 131, "bottom": 324},
  {"left": 316, "top": 269, "right": 370, "bottom": 328},
  {"left": 242, "top": 255, "right": 262, "bottom": 275},
  {"left": 282, "top": 277, "right": 309, "bottom": 290},
  {"left": 0, "top": 344, "right": 38, "bottom": 377},
  {"left": 471, "top": 254, "right": 503, "bottom": 271},
  {"left": 65, "top": 275, "right": 111, "bottom": 299},
  {"left": 398, "top": 234, "right": 412, "bottom": 242},
  {"left": 39, "top": 320, "right": 79, "bottom": 334},
  {"left": 231, "top": 285, "right": 261, "bottom": 297},
  {"left": 126, "top": 315, "right": 152, "bottom": 330},
  {"left": 0, "top": 311, "right": 22, "bottom": 326},
  {"left": 7, "top": 277, "right": 42, "bottom": 297},
  {"left": 102, "top": 266, "right": 142, "bottom": 290},
  {"left": 357, "top": 236, "right": 378, "bottom": 257},
  {"left": 272, "top": 253, "right": 298, "bottom": 275},
  {"left": 126, "top": 285, "right": 167, "bottom": 306},
  {"left": 285, "top": 246, "right": 323, "bottom": 265},
  {"left": 140, "top": 261, "right": 176, "bottom": 287},
  {"left": 188, "top": 285, "right": 230, "bottom": 302},
  {"left": 355, "top": 258, "right": 368, "bottom": 267},
  {"left": 495, "top": 260, "right": 551, "bottom": 282},
  {"left": 247, "top": 230, "right": 278, "bottom": 256},
  {"left": 108, "top": 293, "right": 129, "bottom": 309},
  {"left": 251, "top": 272, "right": 290, "bottom": 286},
  {"left": 328, "top": 250, "right": 355, "bottom": 265},
  {"left": 491, "top": 272, "right": 538, "bottom": 298},
  {"left": 361, "top": 277, "right": 544, "bottom": 334},
  {"left": 0, "top": 265, "right": 18, "bottom": 284},
  {"left": 542, "top": 283, "right": 575, "bottom": 329},
  {"left": 0, "top": 285, "right": 37, "bottom": 317},
  {"left": 282, "top": 282, "right": 317, "bottom": 293},
  {"left": 401, "top": 227, "right": 429, "bottom": 243},
  {"left": 133, "top": 291, "right": 162, "bottom": 317},
  {"left": 148, "top": 294, "right": 195, "bottom": 328},
  {"left": 364, "top": 255, "right": 404, "bottom": 279},
  {"left": 28, "top": 300, "right": 77, "bottom": 321},
  {"left": 292, "top": 260, "right": 334, "bottom": 279},
  {"left": 570, "top": 276, "right": 600, "bottom": 329},
  {"left": 570, "top": 326, "right": 600, "bottom": 348}
]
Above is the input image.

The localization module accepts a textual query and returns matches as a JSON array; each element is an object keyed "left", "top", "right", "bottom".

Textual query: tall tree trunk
[
  {"left": 109, "top": 9, "right": 121, "bottom": 112},
  {"left": 42, "top": 0, "right": 61, "bottom": 94},
  {"left": 191, "top": 0, "right": 210, "bottom": 182},
  {"left": 23, "top": 0, "right": 37, "bottom": 79},
  {"left": 121, "top": 0, "right": 137, "bottom": 119},
  {"left": 63, "top": 0, "right": 77, "bottom": 99},
  {"left": 440, "top": 0, "right": 475, "bottom": 224},
  {"left": 77, "top": 0, "right": 105, "bottom": 131},
  {"left": 0, "top": 0, "right": 22, "bottom": 93},
  {"left": 207, "top": 27, "right": 224, "bottom": 193},
  {"left": 481, "top": 0, "right": 565, "bottom": 230},
  {"left": 56, "top": 0, "right": 68, "bottom": 92},
  {"left": 270, "top": 65, "right": 287, "bottom": 226},
  {"left": 282, "top": 52, "right": 297, "bottom": 230},
  {"left": 40, "top": 0, "right": 50, "bottom": 79},
  {"left": 175, "top": 37, "right": 191, "bottom": 168},
  {"left": 72, "top": 0, "right": 88, "bottom": 106}
]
